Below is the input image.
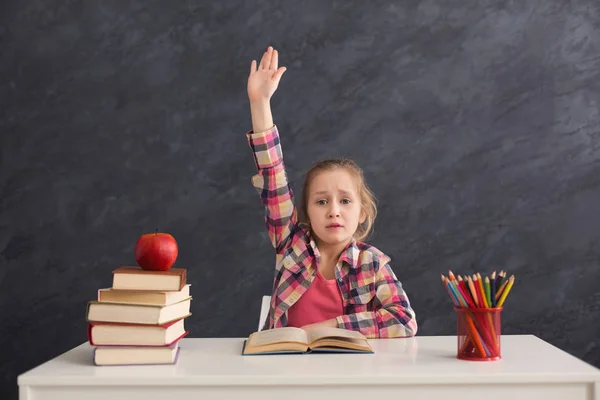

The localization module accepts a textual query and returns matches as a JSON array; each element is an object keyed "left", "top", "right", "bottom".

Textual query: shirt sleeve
[
  {"left": 335, "top": 263, "right": 418, "bottom": 339},
  {"left": 247, "top": 125, "right": 298, "bottom": 254}
]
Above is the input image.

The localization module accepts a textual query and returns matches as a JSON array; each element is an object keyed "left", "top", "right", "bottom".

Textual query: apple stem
[{"left": 155, "top": 229, "right": 158, "bottom": 235}]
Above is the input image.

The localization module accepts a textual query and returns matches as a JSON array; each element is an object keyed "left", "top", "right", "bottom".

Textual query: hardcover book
[{"left": 242, "top": 326, "right": 373, "bottom": 355}]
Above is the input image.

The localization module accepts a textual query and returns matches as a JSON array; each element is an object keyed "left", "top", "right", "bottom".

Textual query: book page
[
  {"left": 247, "top": 327, "right": 308, "bottom": 347},
  {"left": 305, "top": 327, "right": 366, "bottom": 344}
]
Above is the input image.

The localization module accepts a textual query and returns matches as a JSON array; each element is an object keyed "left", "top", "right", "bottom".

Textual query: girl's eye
[
  {"left": 341, "top": 199, "right": 351, "bottom": 204},
  {"left": 317, "top": 200, "right": 327, "bottom": 205}
]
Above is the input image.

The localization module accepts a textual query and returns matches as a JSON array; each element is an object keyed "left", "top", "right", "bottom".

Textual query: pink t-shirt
[{"left": 286, "top": 270, "right": 344, "bottom": 328}]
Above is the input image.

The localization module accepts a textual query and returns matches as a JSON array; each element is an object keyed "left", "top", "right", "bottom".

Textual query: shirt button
[{"left": 338, "top": 278, "right": 343, "bottom": 283}]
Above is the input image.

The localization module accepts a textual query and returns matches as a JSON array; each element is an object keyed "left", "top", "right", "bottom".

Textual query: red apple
[{"left": 134, "top": 231, "right": 178, "bottom": 271}]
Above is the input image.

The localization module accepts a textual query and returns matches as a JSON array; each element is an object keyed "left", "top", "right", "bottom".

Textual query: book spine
[{"left": 87, "top": 324, "right": 95, "bottom": 345}]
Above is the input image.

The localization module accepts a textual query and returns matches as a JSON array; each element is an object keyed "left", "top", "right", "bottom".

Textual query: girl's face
[{"left": 306, "top": 169, "right": 366, "bottom": 248}]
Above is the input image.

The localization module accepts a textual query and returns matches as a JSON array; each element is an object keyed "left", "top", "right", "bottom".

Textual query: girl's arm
[
  {"left": 336, "top": 263, "right": 418, "bottom": 339},
  {"left": 250, "top": 100, "right": 274, "bottom": 134},
  {"left": 247, "top": 47, "right": 294, "bottom": 254}
]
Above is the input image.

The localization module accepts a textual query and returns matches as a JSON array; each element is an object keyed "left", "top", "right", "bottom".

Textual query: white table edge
[{"left": 17, "top": 334, "right": 600, "bottom": 387}]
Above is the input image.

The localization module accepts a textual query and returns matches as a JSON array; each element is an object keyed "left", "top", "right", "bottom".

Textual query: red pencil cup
[{"left": 455, "top": 306, "right": 503, "bottom": 361}]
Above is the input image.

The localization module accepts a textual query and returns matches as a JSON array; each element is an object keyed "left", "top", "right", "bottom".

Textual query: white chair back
[{"left": 258, "top": 295, "right": 271, "bottom": 331}]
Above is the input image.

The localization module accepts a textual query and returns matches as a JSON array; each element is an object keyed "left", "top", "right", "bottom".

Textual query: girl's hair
[{"left": 299, "top": 158, "right": 377, "bottom": 242}]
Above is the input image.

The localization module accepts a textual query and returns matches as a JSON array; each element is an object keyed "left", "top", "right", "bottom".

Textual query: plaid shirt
[{"left": 247, "top": 125, "right": 417, "bottom": 339}]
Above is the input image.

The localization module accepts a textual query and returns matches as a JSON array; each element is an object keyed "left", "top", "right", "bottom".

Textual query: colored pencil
[
  {"left": 496, "top": 275, "right": 515, "bottom": 307},
  {"left": 495, "top": 278, "right": 510, "bottom": 301},
  {"left": 494, "top": 270, "right": 504, "bottom": 289},
  {"left": 467, "top": 276, "right": 480, "bottom": 307},
  {"left": 475, "top": 274, "right": 488, "bottom": 308},
  {"left": 441, "top": 275, "right": 459, "bottom": 307},
  {"left": 490, "top": 271, "right": 497, "bottom": 307},
  {"left": 484, "top": 277, "right": 491, "bottom": 307}
]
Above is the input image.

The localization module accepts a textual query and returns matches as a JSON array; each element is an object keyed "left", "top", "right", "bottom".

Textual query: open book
[{"left": 242, "top": 326, "right": 373, "bottom": 355}]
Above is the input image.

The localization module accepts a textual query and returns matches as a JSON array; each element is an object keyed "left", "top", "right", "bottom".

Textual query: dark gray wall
[{"left": 2, "top": 0, "right": 600, "bottom": 398}]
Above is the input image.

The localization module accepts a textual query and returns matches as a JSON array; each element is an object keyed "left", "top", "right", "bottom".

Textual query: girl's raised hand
[{"left": 247, "top": 46, "right": 287, "bottom": 103}]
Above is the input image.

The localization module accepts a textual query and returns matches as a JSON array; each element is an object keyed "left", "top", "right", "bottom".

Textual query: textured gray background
[{"left": 2, "top": 0, "right": 600, "bottom": 398}]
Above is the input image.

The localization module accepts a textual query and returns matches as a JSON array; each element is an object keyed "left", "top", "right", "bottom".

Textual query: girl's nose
[{"left": 328, "top": 204, "right": 341, "bottom": 218}]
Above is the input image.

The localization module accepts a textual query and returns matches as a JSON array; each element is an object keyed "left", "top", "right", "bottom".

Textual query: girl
[{"left": 246, "top": 46, "right": 417, "bottom": 338}]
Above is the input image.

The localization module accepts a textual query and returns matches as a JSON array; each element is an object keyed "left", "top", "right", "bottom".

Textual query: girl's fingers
[
  {"left": 272, "top": 66, "right": 287, "bottom": 82},
  {"left": 258, "top": 51, "right": 266, "bottom": 69},
  {"left": 270, "top": 50, "right": 278, "bottom": 70},
  {"left": 262, "top": 46, "right": 273, "bottom": 70},
  {"left": 249, "top": 60, "right": 257, "bottom": 76}
]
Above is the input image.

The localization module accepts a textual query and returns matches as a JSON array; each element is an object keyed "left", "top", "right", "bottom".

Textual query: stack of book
[{"left": 86, "top": 266, "right": 192, "bottom": 366}]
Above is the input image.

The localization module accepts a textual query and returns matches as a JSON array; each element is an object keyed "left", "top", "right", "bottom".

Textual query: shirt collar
[
  {"left": 307, "top": 231, "right": 360, "bottom": 269},
  {"left": 339, "top": 240, "right": 360, "bottom": 268}
]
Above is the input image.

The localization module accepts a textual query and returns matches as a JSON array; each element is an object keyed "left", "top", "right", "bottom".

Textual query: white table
[{"left": 18, "top": 335, "right": 600, "bottom": 400}]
